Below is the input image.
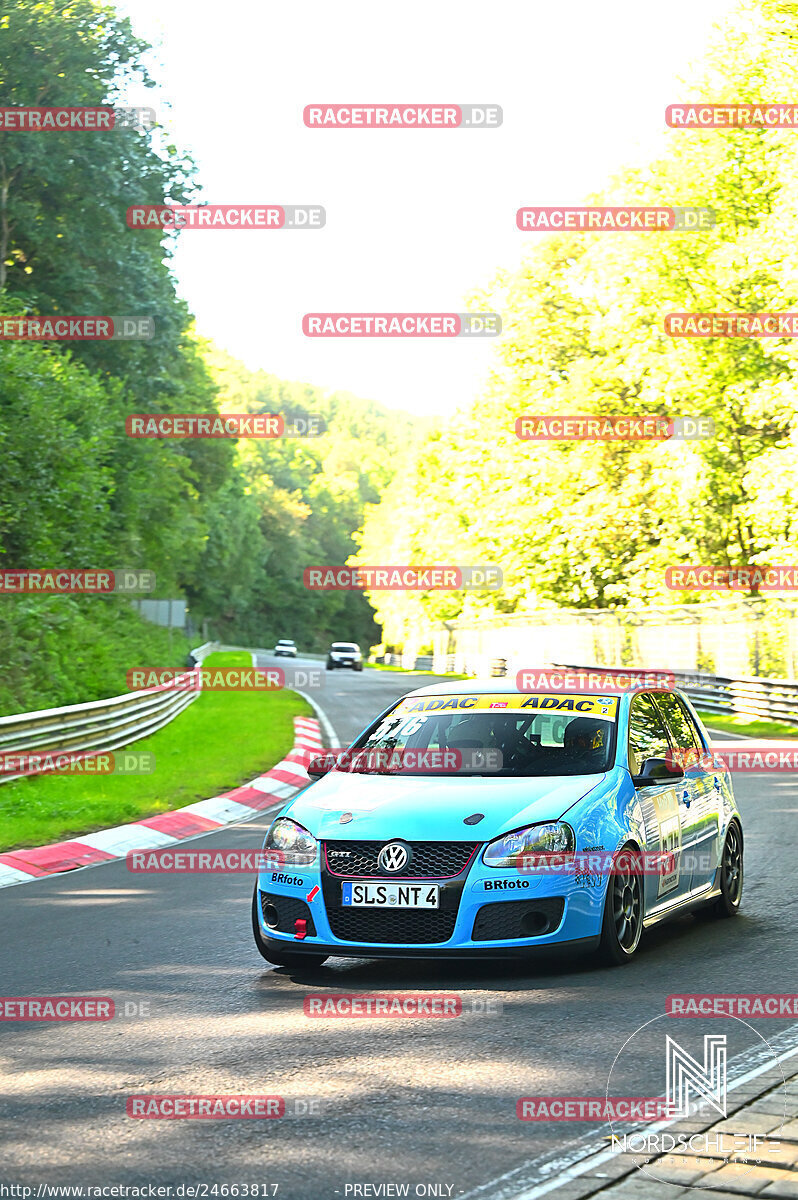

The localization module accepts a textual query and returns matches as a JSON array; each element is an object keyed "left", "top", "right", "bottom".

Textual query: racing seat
[{"left": 444, "top": 717, "right": 495, "bottom": 751}]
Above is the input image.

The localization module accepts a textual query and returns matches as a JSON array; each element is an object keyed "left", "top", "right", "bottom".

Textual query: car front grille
[
  {"left": 471, "top": 898, "right": 565, "bottom": 941},
  {"left": 324, "top": 841, "right": 479, "bottom": 878},
  {"left": 326, "top": 907, "right": 458, "bottom": 944}
]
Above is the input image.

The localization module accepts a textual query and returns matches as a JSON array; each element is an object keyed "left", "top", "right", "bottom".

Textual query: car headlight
[
  {"left": 264, "top": 818, "right": 318, "bottom": 866},
  {"left": 483, "top": 822, "right": 575, "bottom": 868}
]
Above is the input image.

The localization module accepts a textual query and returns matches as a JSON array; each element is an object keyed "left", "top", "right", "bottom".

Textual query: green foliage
[
  {"left": 0, "top": 595, "right": 190, "bottom": 714},
  {"left": 0, "top": 652, "right": 310, "bottom": 850},
  {"left": 199, "top": 346, "right": 417, "bottom": 650},
  {"left": 357, "top": 0, "right": 798, "bottom": 641},
  {"left": 0, "top": 0, "right": 413, "bottom": 707}
]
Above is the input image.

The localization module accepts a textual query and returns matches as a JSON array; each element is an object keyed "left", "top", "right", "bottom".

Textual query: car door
[
  {"left": 653, "top": 692, "right": 722, "bottom": 896},
  {"left": 627, "top": 693, "right": 692, "bottom": 910}
]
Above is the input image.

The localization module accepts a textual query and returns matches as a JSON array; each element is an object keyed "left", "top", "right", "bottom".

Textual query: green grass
[
  {"left": 697, "top": 709, "right": 798, "bottom": 740},
  {"left": 0, "top": 652, "right": 312, "bottom": 852}
]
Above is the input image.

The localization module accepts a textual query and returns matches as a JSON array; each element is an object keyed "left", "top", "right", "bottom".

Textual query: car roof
[{"left": 402, "top": 677, "right": 682, "bottom": 700}]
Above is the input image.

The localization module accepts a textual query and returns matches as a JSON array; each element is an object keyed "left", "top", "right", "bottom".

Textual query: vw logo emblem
[{"left": 377, "top": 841, "right": 411, "bottom": 874}]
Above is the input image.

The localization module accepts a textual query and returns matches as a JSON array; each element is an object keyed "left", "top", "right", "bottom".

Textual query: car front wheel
[{"left": 597, "top": 845, "right": 644, "bottom": 966}]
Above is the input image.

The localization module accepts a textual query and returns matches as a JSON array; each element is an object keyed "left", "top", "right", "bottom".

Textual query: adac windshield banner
[{"left": 393, "top": 694, "right": 619, "bottom": 719}]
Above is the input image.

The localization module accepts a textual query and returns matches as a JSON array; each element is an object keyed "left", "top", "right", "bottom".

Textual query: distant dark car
[
  {"left": 326, "top": 642, "right": 363, "bottom": 671},
  {"left": 274, "top": 639, "right": 298, "bottom": 657}
]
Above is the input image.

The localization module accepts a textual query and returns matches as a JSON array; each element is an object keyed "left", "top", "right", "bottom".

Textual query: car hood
[{"left": 280, "top": 770, "right": 606, "bottom": 842}]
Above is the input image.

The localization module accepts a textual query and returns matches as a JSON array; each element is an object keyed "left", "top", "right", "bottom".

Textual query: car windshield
[
  {"left": 332, "top": 643, "right": 358, "bottom": 651},
  {"left": 277, "top": 641, "right": 294, "bottom": 645},
  {"left": 343, "top": 692, "right": 618, "bottom": 777}
]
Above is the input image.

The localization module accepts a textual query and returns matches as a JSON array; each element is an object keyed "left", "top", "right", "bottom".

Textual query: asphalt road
[{"left": 1, "top": 657, "right": 796, "bottom": 1199}]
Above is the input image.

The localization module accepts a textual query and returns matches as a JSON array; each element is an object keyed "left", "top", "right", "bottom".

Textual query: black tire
[
  {"left": 709, "top": 822, "right": 743, "bottom": 918},
  {"left": 354, "top": 663, "right": 363, "bottom": 672},
  {"left": 251, "top": 888, "right": 328, "bottom": 968},
  {"left": 597, "top": 845, "right": 644, "bottom": 966},
  {"left": 326, "top": 660, "right": 334, "bottom": 670}
]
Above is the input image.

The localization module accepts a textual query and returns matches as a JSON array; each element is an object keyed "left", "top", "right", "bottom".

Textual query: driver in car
[{"left": 563, "top": 716, "right": 610, "bottom": 769}]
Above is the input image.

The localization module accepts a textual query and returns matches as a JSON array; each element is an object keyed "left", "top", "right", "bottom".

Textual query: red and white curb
[{"left": 0, "top": 716, "right": 322, "bottom": 889}]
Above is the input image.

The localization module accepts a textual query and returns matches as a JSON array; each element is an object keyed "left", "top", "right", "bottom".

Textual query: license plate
[{"left": 341, "top": 882, "right": 439, "bottom": 908}]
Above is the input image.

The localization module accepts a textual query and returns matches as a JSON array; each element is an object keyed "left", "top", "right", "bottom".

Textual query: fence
[
  {"left": 431, "top": 598, "right": 798, "bottom": 682},
  {"left": 556, "top": 664, "right": 798, "bottom": 727},
  {"left": 482, "top": 659, "right": 798, "bottom": 728},
  {"left": 381, "top": 646, "right": 798, "bottom": 727},
  {"left": 379, "top": 653, "right": 434, "bottom": 671}
]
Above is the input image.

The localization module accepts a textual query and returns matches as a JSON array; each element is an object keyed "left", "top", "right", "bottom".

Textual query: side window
[
  {"left": 654, "top": 694, "right": 703, "bottom": 752},
  {"left": 628, "top": 694, "right": 670, "bottom": 774}
]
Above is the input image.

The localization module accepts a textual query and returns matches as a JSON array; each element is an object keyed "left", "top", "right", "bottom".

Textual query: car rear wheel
[
  {"left": 597, "top": 845, "right": 643, "bottom": 966},
  {"left": 709, "top": 822, "right": 743, "bottom": 918},
  {"left": 251, "top": 888, "right": 328, "bottom": 968}
]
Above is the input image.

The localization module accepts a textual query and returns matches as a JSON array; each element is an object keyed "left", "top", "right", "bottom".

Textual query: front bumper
[
  {"left": 257, "top": 929, "right": 600, "bottom": 959},
  {"left": 254, "top": 853, "right": 607, "bottom": 958}
]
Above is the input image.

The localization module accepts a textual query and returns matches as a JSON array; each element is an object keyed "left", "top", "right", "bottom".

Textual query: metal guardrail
[
  {"left": 430, "top": 655, "right": 798, "bottom": 727},
  {"left": 553, "top": 663, "right": 798, "bottom": 728},
  {"left": 0, "top": 640, "right": 217, "bottom": 783},
  {"left": 380, "top": 653, "right": 434, "bottom": 671}
]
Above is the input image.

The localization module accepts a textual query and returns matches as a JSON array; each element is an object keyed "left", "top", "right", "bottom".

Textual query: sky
[{"left": 117, "top": 0, "right": 736, "bottom": 416}]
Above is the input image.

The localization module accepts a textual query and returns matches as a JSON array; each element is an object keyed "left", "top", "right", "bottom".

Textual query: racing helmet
[{"left": 563, "top": 716, "right": 608, "bottom": 764}]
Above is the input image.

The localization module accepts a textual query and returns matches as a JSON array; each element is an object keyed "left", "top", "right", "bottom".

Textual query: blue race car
[{"left": 252, "top": 681, "right": 743, "bottom": 967}]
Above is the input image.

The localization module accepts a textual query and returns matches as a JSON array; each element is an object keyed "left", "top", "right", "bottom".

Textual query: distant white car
[
  {"left": 274, "top": 639, "right": 298, "bottom": 657},
  {"left": 327, "top": 642, "right": 363, "bottom": 671}
]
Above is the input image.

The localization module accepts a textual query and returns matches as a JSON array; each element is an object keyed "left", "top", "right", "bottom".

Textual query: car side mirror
[
  {"left": 307, "top": 754, "right": 336, "bottom": 778},
  {"left": 631, "top": 756, "right": 684, "bottom": 786}
]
